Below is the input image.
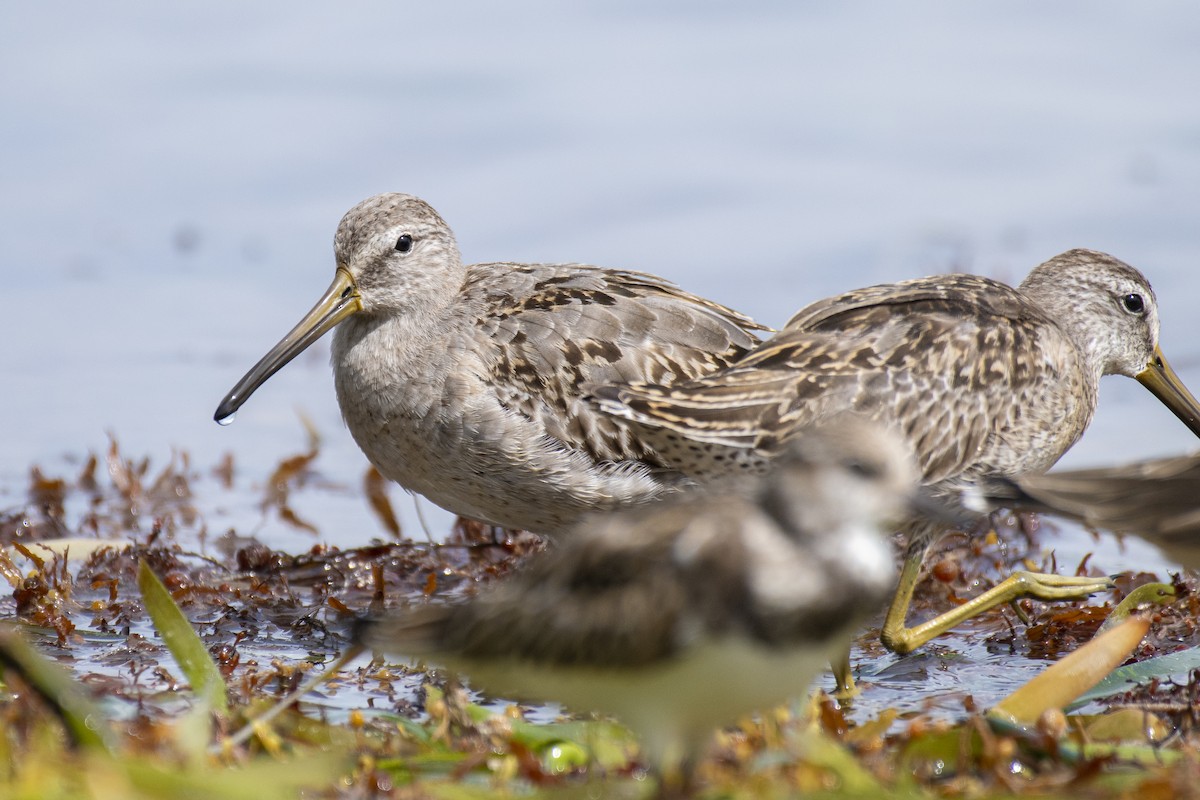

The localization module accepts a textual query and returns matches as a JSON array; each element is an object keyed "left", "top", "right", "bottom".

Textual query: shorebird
[
  {"left": 592, "top": 249, "right": 1200, "bottom": 655},
  {"left": 214, "top": 193, "right": 766, "bottom": 533},
  {"left": 354, "top": 419, "right": 914, "bottom": 794}
]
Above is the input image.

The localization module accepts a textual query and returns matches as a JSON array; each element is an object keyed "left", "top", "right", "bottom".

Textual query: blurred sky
[{"left": 2, "top": 2, "right": 1199, "bottom": 548}]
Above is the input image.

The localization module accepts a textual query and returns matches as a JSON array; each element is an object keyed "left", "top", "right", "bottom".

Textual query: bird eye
[
  {"left": 845, "top": 460, "right": 879, "bottom": 479},
  {"left": 1121, "top": 293, "right": 1145, "bottom": 315},
  {"left": 395, "top": 234, "right": 414, "bottom": 253}
]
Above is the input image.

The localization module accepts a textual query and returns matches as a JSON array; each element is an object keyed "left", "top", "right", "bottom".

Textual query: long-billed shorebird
[
  {"left": 592, "top": 249, "right": 1200, "bottom": 655},
  {"left": 214, "top": 193, "right": 766, "bottom": 533},
  {"left": 355, "top": 419, "right": 914, "bottom": 793}
]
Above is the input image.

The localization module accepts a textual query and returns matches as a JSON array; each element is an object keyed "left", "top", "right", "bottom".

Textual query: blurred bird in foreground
[
  {"left": 355, "top": 419, "right": 920, "bottom": 795},
  {"left": 592, "top": 249, "right": 1200, "bottom": 655}
]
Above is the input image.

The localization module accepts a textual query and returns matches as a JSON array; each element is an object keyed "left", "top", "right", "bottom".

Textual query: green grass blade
[
  {"left": 0, "top": 624, "right": 116, "bottom": 752},
  {"left": 1067, "top": 645, "right": 1200, "bottom": 710},
  {"left": 137, "top": 559, "right": 228, "bottom": 714},
  {"left": 120, "top": 751, "right": 352, "bottom": 800}
]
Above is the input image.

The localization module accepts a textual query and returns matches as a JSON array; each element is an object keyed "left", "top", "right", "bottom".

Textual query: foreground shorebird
[
  {"left": 985, "top": 451, "right": 1200, "bottom": 570},
  {"left": 593, "top": 249, "right": 1200, "bottom": 654},
  {"left": 355, "top": 419, "right": 914, "bottom": 794},
  {"left": 215, "top": 193, "right": 766, "bottom": 532}
]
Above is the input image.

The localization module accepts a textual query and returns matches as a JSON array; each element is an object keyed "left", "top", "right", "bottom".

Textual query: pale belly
[
  {"left": 341, "top": 392, "right": 671, "bottom": 534},
  {"left": 444, "top": 637, "right": 838, "bottom": 769}
]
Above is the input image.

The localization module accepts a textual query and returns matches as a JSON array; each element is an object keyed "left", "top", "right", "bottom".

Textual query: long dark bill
[{"left": 214, "top": 267, "right": 362, "bottom": 423}]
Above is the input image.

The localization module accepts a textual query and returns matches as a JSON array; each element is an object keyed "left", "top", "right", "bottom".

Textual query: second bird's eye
[
  {"left": 395, "top": 234, "right": 414, "bottom": 253},
  {"left": 1121, "top": 293, "right": 1145, "bottom": 315}
]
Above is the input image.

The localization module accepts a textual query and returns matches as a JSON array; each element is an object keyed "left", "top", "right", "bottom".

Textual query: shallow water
[{"left": 3, "top": 2, "right": 1200, "bottom": 725}]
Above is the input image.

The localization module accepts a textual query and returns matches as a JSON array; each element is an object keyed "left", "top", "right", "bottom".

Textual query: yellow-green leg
[
  {"left": 879, "top": 525, "right": 1114, "bottom": 655},
  {"left": 831, "top": 643, "right": 857, "bottom": 699}
]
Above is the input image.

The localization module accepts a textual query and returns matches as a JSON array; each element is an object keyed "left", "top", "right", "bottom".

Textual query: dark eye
[
  {"left": 395, "top": 234, "right": 414, "bottom": 253},
  {"left": 845, "top": 460, "right": 880, "bottom": 480},
  {"left": 1121, "top": 293, "right": 1145, "bottom": 315}
]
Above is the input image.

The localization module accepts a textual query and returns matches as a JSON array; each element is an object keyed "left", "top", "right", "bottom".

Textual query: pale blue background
[{"left": 3, "top": 2, "right": 1199, "bottom": 556}]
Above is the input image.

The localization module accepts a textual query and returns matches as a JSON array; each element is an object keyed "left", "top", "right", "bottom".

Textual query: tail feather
[{"left": 982, "top": 452, "right": 1200, "bottom": 569}]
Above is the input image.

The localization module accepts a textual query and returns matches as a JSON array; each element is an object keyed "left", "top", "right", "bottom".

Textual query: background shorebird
[
  {"left": 592, "top": 249, "right": 1200, "bottom": 655},
  {"left": 354, "top": 418, "right": 915, "bottom": 795},
  {"left": 214, "top": 193, "right": 766, "bottom": 534}
]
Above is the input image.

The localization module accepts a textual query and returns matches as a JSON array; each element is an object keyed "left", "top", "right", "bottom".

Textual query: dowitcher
[
  {"left": 592, "top": 249, "right": 1200, "bottom": 654},
  {"left": 355, "top": 418, "right": 913, "bottom": 793},
  {"left": 214, "top": 193, "right": 766, "bottom": 533}
]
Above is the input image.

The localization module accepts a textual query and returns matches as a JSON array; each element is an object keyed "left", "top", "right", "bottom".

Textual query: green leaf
[
  {"left": 137, "top": 559, "right": 228, "bottom": 714},
  {"left": 1067, "top": 645, "right": 1200, "bottom": 710},
  {"left": 0, "top": 624, "right": 116, "bottom": 752},
  {"left": 789, "top": 729, "right": 886, "bottom": 794},
  {"left": 119, "top": 751, "right": 350, "bottom": 800},
  {"left": 509, "top": 717, "right": 635, "bottom": 771}
]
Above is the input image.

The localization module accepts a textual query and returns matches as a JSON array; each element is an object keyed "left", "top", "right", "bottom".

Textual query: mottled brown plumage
[
  {"left": 593, "top": 249, "right": 1200, "bottom": 653},
  {"left": 355, "top": 419, "right": 907, "bottom": 787},
  {"left": 215, "top": 193, "right": 767, "bottom": 533}
]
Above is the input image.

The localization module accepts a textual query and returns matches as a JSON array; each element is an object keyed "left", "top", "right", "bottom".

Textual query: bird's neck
[{"left": 332, "top": 311, "right": 459, "bottom": 408}]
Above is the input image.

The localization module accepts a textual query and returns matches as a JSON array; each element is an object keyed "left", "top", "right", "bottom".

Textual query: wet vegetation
[{"left": 3, "top": 431, "right": 1200, "bottom": 798}]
